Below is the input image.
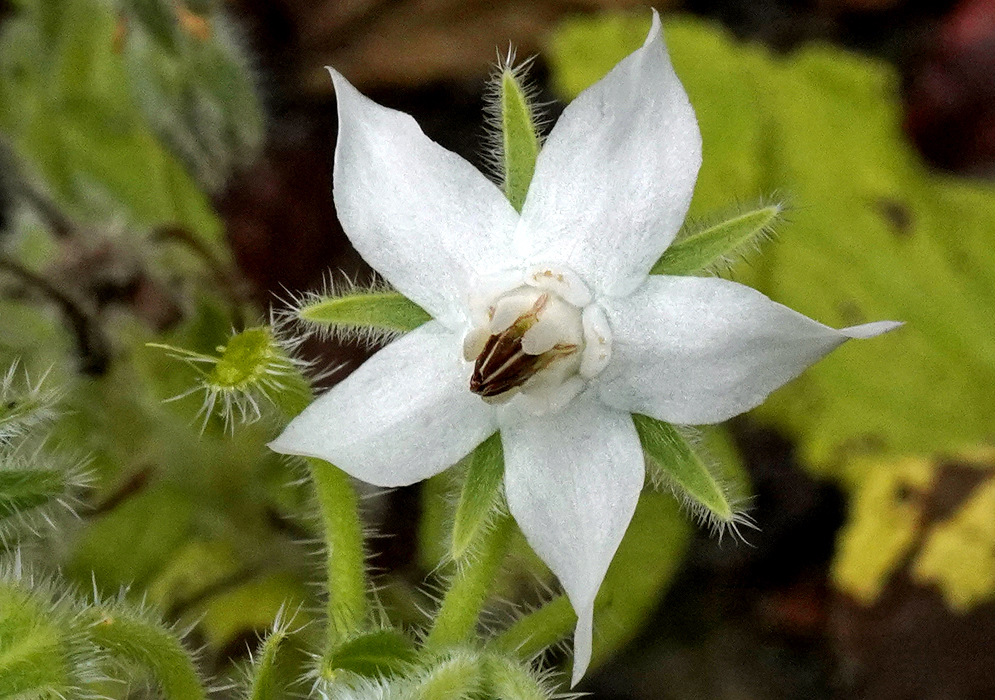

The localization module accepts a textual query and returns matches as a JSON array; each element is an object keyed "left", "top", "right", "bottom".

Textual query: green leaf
[
  {"left": 652, "top": 203, "right": 782, "bottom": 275},
  {"left": 912, "top": 467, "right": 995, "bottom": 611},
  {"left": 831, "top": 452, "right": 935, "bottom": 605},
  {"left": 325, "top": 629, "right": 416, "bottom": 678},
  {"left": 296, "top": 290, "right": 431, "bottom": 339},
  {"left": 633, "top": 415, "right": 734, "bottom": 524},
  {"left": 0, "top": 0, "right": 227, "bottom": 249},
  {"left": 198, "top": 573, "right": 309, "bottom": 652},
  {"left": 833, "top": 447, "right": 995, "bottom": 612},
  {"left": 491, "top": 63, "right": 541, "bottom": 211},
  {"left": 450, "top": 433, "right": 504, "bottom": 560},
  {"left": 68, "top": 487, "right": 195, "bottom": 590}
]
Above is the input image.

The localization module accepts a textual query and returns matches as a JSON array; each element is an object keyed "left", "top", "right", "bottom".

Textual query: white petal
[
  {"left": 597, "top": 276, "right": 902, "bottom": 424},
  {"left": 500, "top": 395, "right": 644, "bottom": 685},
  {"left": 269, "top": 322, "right": 496, "bottom": 487},
  {"left": 516, "top": 11, "right": 701, "bottom": 298},
  {"left": 330, "top": 68, "right": 521, "bottom": 330}
]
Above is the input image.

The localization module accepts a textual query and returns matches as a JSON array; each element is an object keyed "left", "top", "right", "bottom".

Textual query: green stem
[
  {"left": 488, "top": 595, "right": 576, "bottom": 659},
  {"left": 423, "top": 515, "right": 514, "bottom": 651},
  {"left": 271, "top": 359, "right": 369, "bottom": 650},
  {"left": 83, "top": 607, "right": 207, "bottom": 700},
  {"left": 308, "top": 457, "right": 369, "bottom": 647},
  {"left": 247, "top": 626, "right": 288, "bottom": 700}
]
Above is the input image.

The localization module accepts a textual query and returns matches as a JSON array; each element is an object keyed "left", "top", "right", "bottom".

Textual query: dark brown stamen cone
[
  {"left": 471, "top": 330, "right": 551, "bottom": 398},
  {"left": 470, "top": 294, "right": 552, "bottom": 399}
]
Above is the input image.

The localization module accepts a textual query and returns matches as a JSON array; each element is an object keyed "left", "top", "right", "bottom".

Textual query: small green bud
[
  {"left": 150, "top": 325, "right": 311, "bottom": 430},
  {"left": 82, "top": 594, "right": 208, "bottom": 700},
  {"left": 0, "top": 362, "right": 59, "bottom": 446},
  {"left": 410, "top": 653, "right": 483, "bottom": 700},
  {"left": 483, "top": 655, "right": 554, "bottom": 700},
  {"left": 242, "top": 607, "right": 298, "bottom": 700}
]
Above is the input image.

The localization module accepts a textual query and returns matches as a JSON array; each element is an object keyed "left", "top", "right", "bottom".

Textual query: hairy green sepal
[
  {"left": 633, "top": 415, "right": 733, "bottom": 522},
  {"left": 324, "top": 629, "right": 416, "bottom": 679},
  {"left": 450, "top": 433, "right": 504, "bottom": 560},
  {"left": 496, "top": 67, "right": 541, "bottom": 211},
  {"left": 651, "top": 204, "right": 781, "bottom": 275},
  {"left": 298, "top": 291, "right": 431, "bottom": 334},
  {"left": 0, "top": 467, "right": 66, "bottom": 521}
]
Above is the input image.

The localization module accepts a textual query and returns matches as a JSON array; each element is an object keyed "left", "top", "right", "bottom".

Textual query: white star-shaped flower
[{"left": 270, "top": 12, "right": 898, "bottom": 685}]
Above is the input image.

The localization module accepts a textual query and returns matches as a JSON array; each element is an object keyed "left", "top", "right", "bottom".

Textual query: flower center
[{"left": 463, "top": 265, "right": 612, "bottom": 414}]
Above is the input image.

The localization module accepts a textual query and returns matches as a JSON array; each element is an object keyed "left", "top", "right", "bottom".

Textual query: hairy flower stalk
[
  {"left": 270, "top": 10, "right": 900, "bottom": 685},
  {"left": 153, "top": 328, "right": 370, "bottom": 651}
]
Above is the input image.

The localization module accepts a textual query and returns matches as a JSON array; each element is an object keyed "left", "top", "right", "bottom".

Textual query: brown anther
[{"left": 469, "top": 294, "right": 576, "bottom": 399}]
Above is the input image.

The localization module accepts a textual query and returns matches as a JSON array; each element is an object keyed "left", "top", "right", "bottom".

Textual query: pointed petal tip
[
  {"left": 325, "top": 66, "right": 356, "bottom": 98},
  {"left": 644, "top": 7, "right": 662, "bottom": 46},
  {"left": 266, "top": 428, "right": 317, "bottom": 461},
  {"left": 570, "top": 606, "right": 594, "bottom": 687},
  {"left": 265, "top": 435, "right": 292, "bottom": 456},
  {"left": 842, "top": 320, "right": 904, "bottom": 339}
]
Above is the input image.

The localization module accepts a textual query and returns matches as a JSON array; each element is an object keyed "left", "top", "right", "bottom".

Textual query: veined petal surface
[
  {"left": 597, "top": 276, "right": 901, "bottom": 425},
  {"left": 516, "top": 11, "right": 701, "bottom": 298},
  {"left": 330, "top": 68, "right": 521, "bottom": 330},
  {"left": 500, "top": 395, "right": 644, "bottom": 685},
  {"left": 269, "top": 322, "right": 497, "bottom": 487}
]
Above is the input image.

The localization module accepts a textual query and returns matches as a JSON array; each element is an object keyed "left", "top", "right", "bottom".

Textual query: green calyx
[
  {"left": 489, "top": 58, "right": 542, "bottom": 212},
  {"left": 633, "top": 415, "right": 738, "bottom": 528},
  {"left": 450, "top": 433, "right": 505, "bottom": 560},
  {"left": 295, "top": 288, "right": 431, "bottom": 342},
  {"left": 652, "top": 203, "right": 783, "bottom": 275}
]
